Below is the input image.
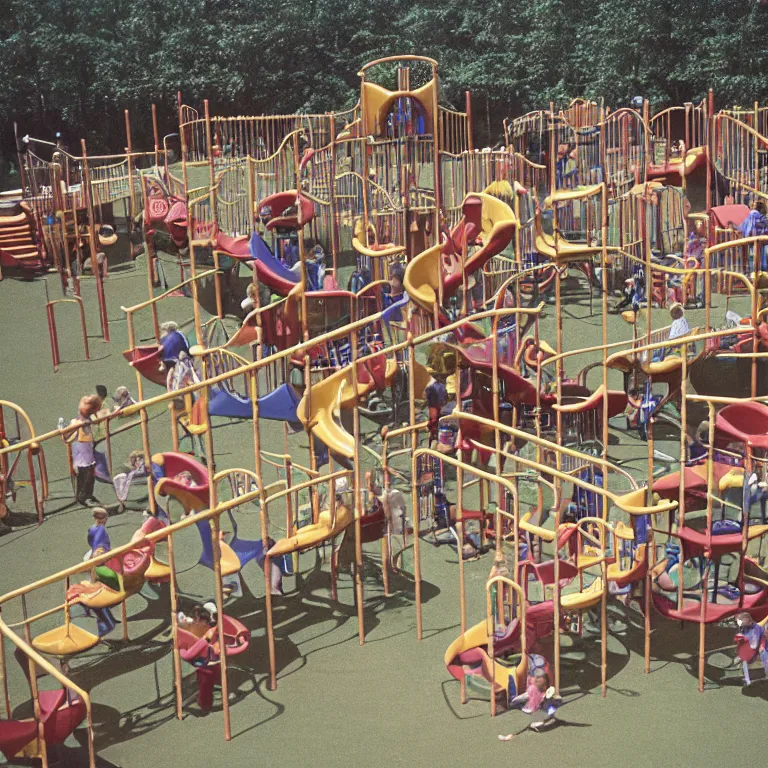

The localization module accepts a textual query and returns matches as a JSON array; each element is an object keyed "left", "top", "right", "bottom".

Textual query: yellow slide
[
  {"left": 298, "top": 357, "right": 430, "bottom": 459},
  {"left": 535, "top": 184, "right": 603, "bottom": 264},
  {"left": 268, "top": 504, "right": 354, "bottom": 557},
  {"left": 640, "top": 355, "right": 683, "bottom": 376},
  {"left": 404, "top": 241, "right": 442, "bottom": 317},
  {"left": 444, "top": 620, "right": 527, "bottom": 697},
  {"left": 352, "top": 218, "right": 407, "bottom": 259},
  {"left": 404, "top": 192, "right": 516, "bottom": 317}
]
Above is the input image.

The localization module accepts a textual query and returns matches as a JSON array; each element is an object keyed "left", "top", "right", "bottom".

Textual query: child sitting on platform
[{"left": 668, "top": 302, "right": 690, "bottom": 340}]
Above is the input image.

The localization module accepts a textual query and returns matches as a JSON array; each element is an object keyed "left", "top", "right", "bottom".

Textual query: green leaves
[{"left": 2, "top": 0, "right": 768, "bottom": 165}]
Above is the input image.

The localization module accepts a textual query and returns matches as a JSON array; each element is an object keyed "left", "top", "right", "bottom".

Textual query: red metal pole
[
  {"left": 465, "top": 91, "right": 473, "bottom": 151},
  {"left": 46, "top": 303, "right": 60, "bottom": 372}
]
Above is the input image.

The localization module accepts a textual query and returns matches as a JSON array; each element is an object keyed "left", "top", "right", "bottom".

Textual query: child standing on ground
[
  {"left": 735, "top": 611, "right": 768, "bottom": 685},
  {"left": 65, "top": 395, "right": 102, "bottom": 507},
  {"left": 178, "top": 604, "right": 221, "bottom": 711}
]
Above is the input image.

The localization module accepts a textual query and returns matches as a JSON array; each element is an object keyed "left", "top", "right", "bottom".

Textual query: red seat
[{"left": 0, "top": 720, "right": 38, "bottom": 761}]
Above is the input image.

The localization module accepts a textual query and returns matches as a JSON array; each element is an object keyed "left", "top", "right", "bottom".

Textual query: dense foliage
[{"left": 1, "top": 0, "right": 768, "bottom": 171}]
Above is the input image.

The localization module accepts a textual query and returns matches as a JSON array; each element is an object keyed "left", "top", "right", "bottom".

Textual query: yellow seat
[
  {"left": 613, "top": 487, "right": 676, "bottom": 516},
  {"left": 577, "top": 552, "right": 605, "bottom": 571},
  {"left": 269, "top": 505, "right": 354, "bottom": 557},
  {"left": 146, "top": 556, "right": 172, "bottom": 582},
  {"left": 614, "top": 521, "right": 635, "bottom": 540},
  {"left": 32, "top": 623, "right": 100, "bottom": 657},
  {"left": 608, "top": 544, "right": 647, "bottom": 581},
  {"left": 561, "top": 578, "right": 605, "bottom": 611},
  {"left": 719, "top": 468, "right": 744, "bottom": 492},
  {"left": 219, "top": 540, "right": 242, "bottom": 577},
  {"left": 79, "top": 584, "right": 141, "bottom": 610},
  {"left": 640, "top": 356, "right": 682, "bottom": 376},
  {"left": 351, "top": 237, "right": 406, "bottom": 259}
]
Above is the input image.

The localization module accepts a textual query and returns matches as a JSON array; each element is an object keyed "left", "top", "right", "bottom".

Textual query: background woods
[{"left": 1, "top": 0, "right": 768, "bottom": 174}]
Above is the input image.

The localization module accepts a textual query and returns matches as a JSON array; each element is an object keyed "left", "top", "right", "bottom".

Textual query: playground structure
[{"left": 5, "top": 54, "right": 768, "bottom": 764}]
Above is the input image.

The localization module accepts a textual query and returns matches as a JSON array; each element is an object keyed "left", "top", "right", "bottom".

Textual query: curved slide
[
  {"left": 207, "top": 382, "right": 303, "bottom": 428},
  {"left": 298, "top": 354, "right": 430, "bottom": 459},
  {"left": 153, "top": 451, "right": 286, "bottom": 588},
  {"left": 534, "top": 185, "right": 603, "bottom": 264},
  {"left": 445, "top": 602, "right": 555, "bottom": 701},
  {"left": 404, "top": 192, "right": 517, "bottom": 323},
  {"left": 247, "top": 231, "right": 301, "bottom": 296}
]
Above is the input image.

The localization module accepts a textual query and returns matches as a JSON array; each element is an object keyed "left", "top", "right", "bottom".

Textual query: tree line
[{"left": 1, "top": 0, "right": 767, "bottom": 182}]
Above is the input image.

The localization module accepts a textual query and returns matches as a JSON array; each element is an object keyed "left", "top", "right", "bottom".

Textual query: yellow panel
[{"left": 361, "top": 79, "right": 436, "bottom": 137}]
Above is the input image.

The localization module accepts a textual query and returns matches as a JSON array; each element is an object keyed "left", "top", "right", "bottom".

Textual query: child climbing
[{"left": 159, "top": 321, "right": 191, "bottom": 387}]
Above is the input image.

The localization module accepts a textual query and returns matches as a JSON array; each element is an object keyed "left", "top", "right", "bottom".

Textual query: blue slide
[
  {"left": 208, "top": 383, "right": 302, "bottom": 428},
  {"left": 249, "top": 232, "right": 300, "bottom": 289},
  {"left": 196, "top": 513, "right": 293, "bottom": 575}
]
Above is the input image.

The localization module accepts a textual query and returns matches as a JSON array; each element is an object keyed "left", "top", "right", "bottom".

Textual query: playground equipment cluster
[{"left": 3, "top": 54, "right": 768, "bottom": 765}]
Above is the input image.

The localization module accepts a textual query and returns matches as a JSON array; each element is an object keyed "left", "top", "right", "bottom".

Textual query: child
[
  {"left": 174, "top": 470, "right": 197, "bottom": 486},
  {"left": 66, "top": 395, "right": 102, "bottom": 507},
  {"left": 95, "top": 385, "right": 109, "bottom": 407},
  {"left": 87, "top": 507, "right": 112, "bottom": 557},
  {"left": 425, "top": 375, "right": 449, "bottom": 444},
  {"left": 668, "top": 302, "right": 690, "bottom": 340},
  {"left": 174, "top": 471, "right": 199, "bottom": 518},
  {"left": 112, "top": 386, "right": 136, "bottom": 411},
  {"left": 178, "top": 604, "right": 221, "bottom": 711},
  {"left": 112, "top": 450, "right": 147, "bottom": 511},
  {"left": 241, "top": 283, "right": 258, "bottom": 318},
  {"left": 508, "top": 669, "right": 559, "bottom": 731},
  {"left": 735, "top": 611, "right": 768, "bottom": 685},
  {"left": 685, "top": 227, "right": 706, "bottom": 307},
  {"left": 739, "top": 199, "right": 768, "bottom": 273},
  {"left": 159, "top": 321, "right": 190, "bottom": 376},
  {"left": 305, "top": 245, "right": 326, "bottom": 291},
  {"left": 389, "top": 263, "right": 405, "bottom": 300},
  {"left": 433, "top": 491, "right": 481, "bottom": 561},
  {"left": 67, "top": 508, "right": 118, "bottom": 636}
]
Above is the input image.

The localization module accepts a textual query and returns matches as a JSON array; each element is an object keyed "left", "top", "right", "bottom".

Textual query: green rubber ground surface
[{"left": 0, "top": 254, "right": 765, "bottom": 767}]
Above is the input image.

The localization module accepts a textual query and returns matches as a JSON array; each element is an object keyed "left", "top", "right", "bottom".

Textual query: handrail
[
  {"left": 358, "top": 55, "right": 438, "bottom": 75},
  {"left": 443, "top": 412, "right": 639, "bottom": 491},
  {"left": 0, "top": 301, "right": 544, "bottom": 461},
  {"left": 121, "top": 269, "right": 220, "bottom": 316}
]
